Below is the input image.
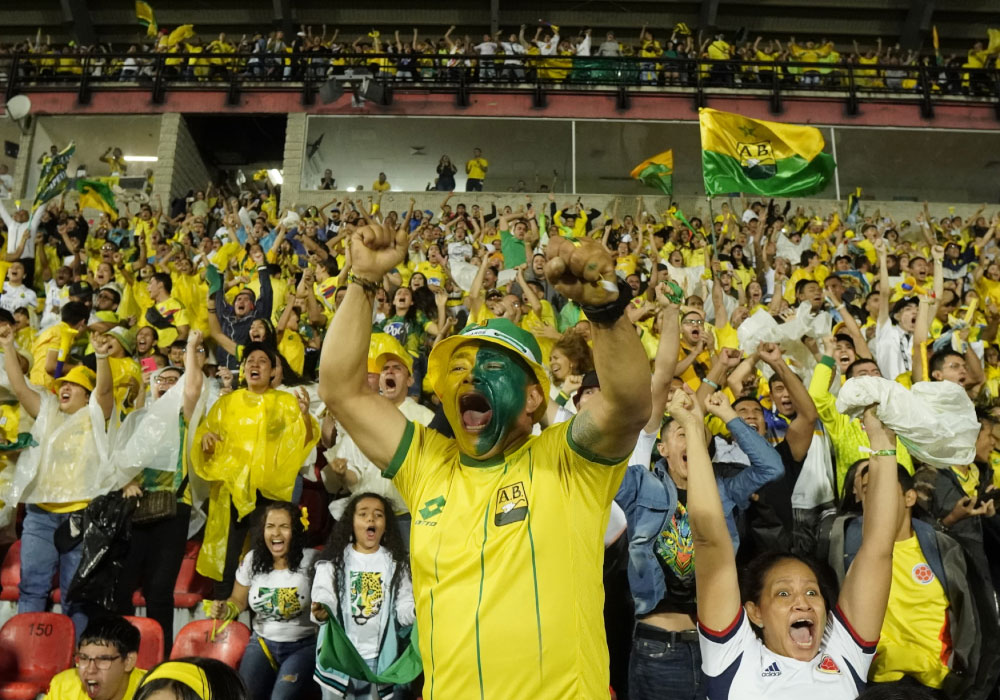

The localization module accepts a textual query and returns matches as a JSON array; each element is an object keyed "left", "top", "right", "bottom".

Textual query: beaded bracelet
[{"left": 347, "top": 272, "right": 380, "bottom": 295}]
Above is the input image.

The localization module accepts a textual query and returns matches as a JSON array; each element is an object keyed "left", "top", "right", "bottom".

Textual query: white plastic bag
[{"left": 835, "top": 377, "right": 979, "bottom": 468}]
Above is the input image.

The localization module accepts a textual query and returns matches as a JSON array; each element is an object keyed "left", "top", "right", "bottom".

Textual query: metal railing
[{"left": 1, "top": 51, "right": 998, "bottom": 118}]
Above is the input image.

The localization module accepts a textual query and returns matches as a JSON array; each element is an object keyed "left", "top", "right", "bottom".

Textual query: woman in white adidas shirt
[{"left": 673, "top": 389, "right": 898, "bottom": 700}]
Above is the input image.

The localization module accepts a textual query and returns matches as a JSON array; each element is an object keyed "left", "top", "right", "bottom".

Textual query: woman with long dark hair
[
  {"left": 436, "top": 155, "right": 457, "bottom": 191},
  {"left": 311, "top": 492, "right": 415, "bottom": 699},
  {"left": 208, "top": 501, "right": 317, "bottom": 700}
]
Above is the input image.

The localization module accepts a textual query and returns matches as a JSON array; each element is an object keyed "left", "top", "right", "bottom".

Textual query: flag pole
[{"left": 706, "top": 194, "right": 717, "bottom": 259}]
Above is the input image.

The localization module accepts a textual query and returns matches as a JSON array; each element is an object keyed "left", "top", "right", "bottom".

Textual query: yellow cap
[
  {"left": 368, "top": 332, "right": 413, "bottom": 374},
  {"left": 53, "top": 365, "right": 96, "bottom": 393}
]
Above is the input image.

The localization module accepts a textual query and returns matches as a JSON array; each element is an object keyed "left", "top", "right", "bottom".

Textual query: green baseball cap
[{"left": 426, "top": 318, "right": 550, "bottom": 422}]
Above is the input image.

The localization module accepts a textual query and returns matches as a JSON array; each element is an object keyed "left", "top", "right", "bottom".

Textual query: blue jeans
[
  {"left": 239, "top": 633, "right": 316, "bottom": 700},
  {"left": 18, "top": 506, "right": 87, "bottom": 637},
  {"left": 628, "top": 623, "right": 704, "bottom": 700}
]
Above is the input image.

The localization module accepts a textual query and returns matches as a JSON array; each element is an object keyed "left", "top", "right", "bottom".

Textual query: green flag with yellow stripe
[{"left": 699, "top": 108, "right": 835, "bottom": 197}]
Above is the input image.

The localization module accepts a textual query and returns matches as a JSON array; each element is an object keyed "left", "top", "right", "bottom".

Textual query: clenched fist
[
  {"left": 544, "top": 236, "right": 618, "bottom": 307},
  {"left": 350, "top": 221, "right": 409, "bottom": 281}
]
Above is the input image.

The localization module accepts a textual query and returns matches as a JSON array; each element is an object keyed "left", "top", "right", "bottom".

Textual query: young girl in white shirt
[{"left": 312, "top": 492, "right": 415, "bottom": 700}]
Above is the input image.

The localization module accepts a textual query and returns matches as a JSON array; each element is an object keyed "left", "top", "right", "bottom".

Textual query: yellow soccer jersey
[
  {"left": 870, "top": 535, "right": 950, "bottom": 688},
  {"left": 386, "top": 419, "right": 625, "bottom": 700},
  {"left": 138, "top": 296, "right": 190, "bottom": 348}
]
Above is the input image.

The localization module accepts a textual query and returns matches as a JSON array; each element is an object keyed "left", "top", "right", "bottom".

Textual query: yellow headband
[{"left": 140, "top": 662, "right": 212, "bottom": 700}]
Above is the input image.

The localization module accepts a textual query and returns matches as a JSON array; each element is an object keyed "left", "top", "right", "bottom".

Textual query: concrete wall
[
  {"left": 296, "top": 116, "right": 1000, "bottom": 205},
  {"left": 284, "top": 189, "right": 989, "bottom": 238},
  {"left": 153, "top": 114, "right": 211, "bottom": 202}
]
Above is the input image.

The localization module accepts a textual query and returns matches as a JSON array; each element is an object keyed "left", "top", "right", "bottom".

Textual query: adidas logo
[{"left": 761, "top": 661, "right": 781, "bottom": 677}]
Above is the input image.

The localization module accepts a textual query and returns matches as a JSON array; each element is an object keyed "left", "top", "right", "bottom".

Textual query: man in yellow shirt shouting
[
  {"left": 320, "top": 218, "right": 651, "bottom": 699},
  {"left": 45, "top": 616, "right": 145, "bottom": 700},
  {"left": 465, "top": 147, "right": 489, "bottom": 192}
]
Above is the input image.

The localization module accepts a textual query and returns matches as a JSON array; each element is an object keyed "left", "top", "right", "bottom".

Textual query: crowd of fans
[
  {"left": 1, "top": 171, "right": 1000, "bottom": 700},
  {"left": 1, "top": 23, "right": 998, "bottom": 94}
]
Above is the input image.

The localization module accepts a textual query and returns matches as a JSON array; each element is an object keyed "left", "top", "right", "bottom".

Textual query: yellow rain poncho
[{"left": 191, "top": 388, "right": 319, "bottom": 580}]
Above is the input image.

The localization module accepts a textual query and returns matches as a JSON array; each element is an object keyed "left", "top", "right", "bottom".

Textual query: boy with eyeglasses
[{"left": 45, "top": 615, "right": 145, "bottom": 700}]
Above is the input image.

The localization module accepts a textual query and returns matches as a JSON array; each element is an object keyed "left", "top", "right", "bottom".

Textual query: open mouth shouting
[
  {"left": 788, "top": 617, "right": 816, "bottom": 651},
  {"left": 268, "top": 536, "right": 287, "bottom": 555},
  {"left": 459, "top": 391, "right": 493, "bottom": 433}
]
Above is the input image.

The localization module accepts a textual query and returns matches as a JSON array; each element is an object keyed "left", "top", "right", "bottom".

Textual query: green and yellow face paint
[{"left": 440, "top": 343, "right": 532, "bottom": 459}]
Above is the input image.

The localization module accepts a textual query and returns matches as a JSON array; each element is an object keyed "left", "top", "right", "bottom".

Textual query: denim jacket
[{"left": 615, "top": 418, "right": 784, "bottom": 615}]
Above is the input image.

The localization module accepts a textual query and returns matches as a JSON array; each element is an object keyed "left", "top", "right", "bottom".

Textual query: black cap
[
  {"left": 890, "top": 295, "right": 918, "bottom": 322},
  {"left": 573, "top": 370, "right": 600, "bottom": 407},
  {"left": 68, "top": 281, "right": 93, "bottom": 298}
]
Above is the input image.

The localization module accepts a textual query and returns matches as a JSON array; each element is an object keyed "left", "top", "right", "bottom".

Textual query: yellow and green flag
[
  {"left": 630, "top": 149, "right": 673, "bottom": 196},
  {"left": 135, "top": 1, "right": 157, "bottom": 38},
  {"left": 33, "top": 143, "right": 76, "bottom": 210},
  {"left": 75, "top": 178, "right": 118, "bottom": 217},
  {"left": 699, "top": 108, "right": 836, "bottom": 197}
]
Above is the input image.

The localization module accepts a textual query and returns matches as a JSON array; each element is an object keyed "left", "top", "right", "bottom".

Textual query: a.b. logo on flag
[
  {"left": 494, "top": 481, "right": 529, "bottom": 526},
  {"left": 736, "top": 141, "right": 776, "bottom": 179}
]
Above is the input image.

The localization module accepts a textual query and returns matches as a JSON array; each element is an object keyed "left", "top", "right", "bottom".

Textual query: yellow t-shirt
[
  {"left": 615, "top": 254, "right": 638, "bottom": 277},
  {"left": 45, "top": 666, "right": 146, "bottom": 700},
  {"left": 466, "top": 157, "right": 488, "bottom": 180},
  {"left": 870, "top": 535, "right": 950, "bottom": 688},
  {"left": 950, "top": 465, "right": 978, "bottom": 501},
  {"left": 385, "top": 419, "right": 624, "bottom": 700},
  {"left": 138, "top": 296, "right": 190, "bottom": 348},
  {"left": 372, "top": 180, "right": 391, "bottom": 192},
  {"left": 414, "top": 261, "right": 448, "bottom": 288}
]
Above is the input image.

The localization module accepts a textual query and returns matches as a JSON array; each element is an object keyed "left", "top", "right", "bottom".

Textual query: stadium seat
[
  {"left": 131, "top": 541, "right": 213, "bottom": 610},
  {"left": 124, "top": 616, "right": 164, "bottom": 670},
  {"left": 0, "top": 612, "right": 75, "bottom": 700},
  {"left": 0, "top": 542, "right": 60, "bottom": 605},
  {"left": 173, "top": 541, "right": 212, "bottom": 608},
  {"left": 0, "top": 542, "right": 20, "bottom": 602},
  {"left": 170, "top": 619, "right": 250, "bottom": 668}
]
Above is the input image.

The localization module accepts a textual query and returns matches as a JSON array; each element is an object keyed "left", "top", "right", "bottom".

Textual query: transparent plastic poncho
[
  {"left": 0, "top": 389, "right": 123, "bottom": 527},
  {"left": 835, "top": 376, "right": 980, "bottom": 468}
]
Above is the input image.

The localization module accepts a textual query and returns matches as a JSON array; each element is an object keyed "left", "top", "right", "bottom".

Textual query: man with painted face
[{"left": 320, "top": 220, "right": 652, "bottom": 699}]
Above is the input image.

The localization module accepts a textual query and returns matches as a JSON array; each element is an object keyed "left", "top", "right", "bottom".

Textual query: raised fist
[
  {"left": 544, "top": 236, "right": 618, "bottom": 307},
  {"left": 350, "top": 222, "right": 408, "bottom": 281}
]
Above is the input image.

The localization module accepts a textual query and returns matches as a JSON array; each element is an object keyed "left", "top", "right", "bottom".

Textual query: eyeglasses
[
  {"left": 76, "top": 653, "right": 121, "bottom": 670},
  {"left": 682, "top": 319, "right": 704, "bottom": 326},
  {"left": 155, "top": 375, "right": 180, "bottom": 385}
]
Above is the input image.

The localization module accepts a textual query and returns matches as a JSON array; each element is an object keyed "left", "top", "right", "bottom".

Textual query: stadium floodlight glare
[
  {"left": 346, "top": 186, "right": 357, "bottom": 192},
  {"left": 267, "top": 168, "right": 284, "bottom": 185},
  {"left": 123, "top": 155, "right": 158, "bottom": 162}
]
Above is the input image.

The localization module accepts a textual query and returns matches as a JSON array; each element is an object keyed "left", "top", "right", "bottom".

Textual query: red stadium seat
[
  {"left": 124, "top": 616, "right": 164, "bottom": 670},
  {"left": 0, "top": 613, "right": 75, "bottom": 700},
  {"left": 131, "top": 541, "right": 213, "bottom": 610},
  {"left": 0, "top": 541, "right": 20, "bottom": 602},
  {"left": 170, "top": 619, "right": 250, "bottom": 668},
  {"left": 173, "top": 541, "right": 212, "bottom": 608},
  {"left": 0, "top": 541, "right": 60, "bottom": 605}
]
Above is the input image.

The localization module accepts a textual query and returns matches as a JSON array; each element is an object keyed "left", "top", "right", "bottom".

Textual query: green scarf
[{"left": 315, "top": 604, "right": 422, "bottom": 686}]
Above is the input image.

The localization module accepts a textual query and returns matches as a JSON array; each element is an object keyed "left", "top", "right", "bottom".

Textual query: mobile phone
[{"left": 141, "top": 357, "right": 158, "bottom": 373}]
